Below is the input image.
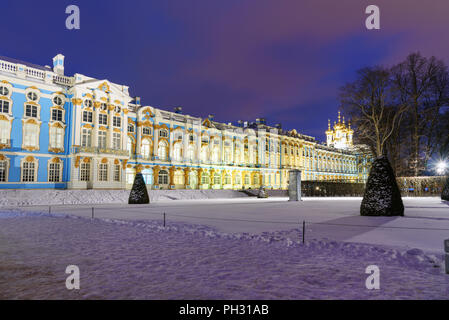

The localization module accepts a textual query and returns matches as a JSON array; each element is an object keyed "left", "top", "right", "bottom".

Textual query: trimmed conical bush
[
  {"left": 361, "top": 156, "right": 404, "bottom": 216},
  {"left": 128, "top": 173, "right": 150, "bottom": 204},
  {"left": 442, "top": 177, "right": 449, "bottom": 201}
]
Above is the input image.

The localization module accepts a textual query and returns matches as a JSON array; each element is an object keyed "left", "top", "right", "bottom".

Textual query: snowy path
[
  {"left": 0, "top": 214, "right": 448, "bottom": 299},
  {"left": 9, "top": 197, "right": 449, "bottom": 253}
]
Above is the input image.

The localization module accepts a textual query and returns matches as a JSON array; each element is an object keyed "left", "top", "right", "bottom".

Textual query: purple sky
[{"left": 2, "top": 0, "right": 449, "bottom": 140}]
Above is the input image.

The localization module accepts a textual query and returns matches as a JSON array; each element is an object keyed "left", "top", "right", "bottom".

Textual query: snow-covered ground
[
  {"left": 0, "top": 189, "right": 249, "bottom": 207},
  {"left": 0, "top": 212, "right": 448, "bottom": 299},
  {"left": 11, "top": 197, "right": 449, "bottom": 253},
  {"left": 1, "top": 197, "right": 448, "bottom": 299}
]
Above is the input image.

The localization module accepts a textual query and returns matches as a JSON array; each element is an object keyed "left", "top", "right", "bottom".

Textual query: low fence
[
  {"left": 300, "top": 181, "right": 365, "bottom": 197},
  {"left": 397, "top": 176, "right": 446, "bottom": 197}
]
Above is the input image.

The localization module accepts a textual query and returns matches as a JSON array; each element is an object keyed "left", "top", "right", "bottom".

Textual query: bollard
[
  {"left": 92, "top": 207, "right": 94, "bottom": 220},
  {"left": 163, "top": 212, "right": 166, "bottom": 227},
  {"left": 445, "top": 239, "right": 449, "bottom": 274},
  {"left": 300, "top": 221, "right": 305, "bottom": 244}
]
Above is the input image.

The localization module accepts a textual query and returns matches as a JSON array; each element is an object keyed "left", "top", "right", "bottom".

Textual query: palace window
[
  {"left": 99, "top": 114, "right": 108, "bottom": 125},
  {"left": 98, "top": 131, "right": 107, "bottom": 149},
  {"left": 142, "top": 169, "right": 153, "bottom": 185},
  {"left": 234, "top": 174, "right": 241, "bottom": 185},
  {"left": 127, "top": 139, "right": 134, "bottom": 157},
  {"left": 0, "top": 86, "right": 9, "bottom": 96},
  {"left": 175, "top": 132, "right": 183, "bottom": 141},
  {"left": 201, "top": 147, "right": 208, "bottom": 162},
  {"left": 22, "top": 161, "right": 36, "bottom": 182},
  {"left": 253, "top": 174, "right": 259, "bottom": 185},
  {"left": 142, "top": 127, "right": 151, "bottom": 135},
  {"left": 187, "top": 145, "right": 195, "bottom": 161},
  {"left": 113, "top": 164, "right": 121, "bottom": 182},
  {"left": 174, "top": 171, "right": 184, "bottom": 185},
  {"left": 112, "top": 132, "right": 121, "bottom": 150},
  {"left": 128, "top": 124, "right": 135, "bottom": 133},
  {"left": 159, "top": 129, "right": 168, "bottom": 138},
  {"left": 27, "top": 92, "right": 38, "bottom": 101},
  {"left": 82, "top": 111, "right": 93, "bottom": 123},
  {"left": 25, "top": 104, "right": 38, "bottom": 118},
  {"left": 100, "top": 103, "right": 108, "bottom": 111},
  {"left": 81, "top": 128, "right": 92, "bottom": 147},
  {"left": 0, "top": 160, "right": 7, "bottom": 182},
  {"left": 53, "top": 96, "right": 63, "bottom": 106},
  {"left": 23, "top": 123, "right": 39, "bottom": 148},
  {"left": 51, "top": 109, "right": 63, "bottom": 122},
  {"left": 114, "top": 106, "right": 121, "bottom": 113},
  {"left": 213, "top": 173, "right": 221, "bottom": 185},
  {"left": 158, "top": 170, "right": 169, "bottom": 185},
  {"left": 98, "top": 163, "right": 108, "bottom": 182},
  {"left": 0, "top": 120, "right": 10, "bottom": 144},
  {"left": 212, "top": 147, "right": 219, "bottom": 163},
  {"left": 0, "top": 100, "right": 9, "bottom": 114},
  {"left": 141, "top": 139, "right": 151, "bottom": 159},
  {"left": 49, "top": 126, "right": 64, "bottom": 149},
  {"left": 189, "top": 134, "right": 195, "bottom": 142},
  {"left": 201, "top": 136, "right": 209, "bottom": 144},
  {"left": 244, "top": 174, "right": 250, "bottom": 185},
  {"left": 224, "top": 174, "right": 232, "bottom": 185},
  {"left": 84, "top": 99, "right": 93, "bottom": 108},
  {"left": 113, "top": 116, "right": 121, "bottom": 127},
  {"left": 201, "top": 174, "right": 209, "bottom": 185},
  {"left": 80, "top": 163, "right": 90, "bottom": 181},
  {"left": 48, "top": 162, "right": 62, "bottom": 182},
  {"left": 158, "top": 141, "right": 168, "bottom": 160},
  {"left": 173, "top": 143, "right": 182, "bottom": 161}
]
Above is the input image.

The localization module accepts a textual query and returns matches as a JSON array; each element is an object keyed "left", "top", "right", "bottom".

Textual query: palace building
[{"left": 0, "top": 54, "right": 371, "bottom": 190}]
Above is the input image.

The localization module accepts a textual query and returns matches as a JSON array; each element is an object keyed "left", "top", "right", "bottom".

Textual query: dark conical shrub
[
  {"left": 128, "top": 173, "right": 150, "bottom": 204},
  {"left": 442, "top": 177, "right": 449, "bottom": 201},
  {"left": 360, "top": 156, "right": 404, "bottom": 216}
]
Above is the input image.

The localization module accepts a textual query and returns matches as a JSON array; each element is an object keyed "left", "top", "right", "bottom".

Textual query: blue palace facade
[{"left": 0, "top": 54, "right": 371, "bottom": 190}]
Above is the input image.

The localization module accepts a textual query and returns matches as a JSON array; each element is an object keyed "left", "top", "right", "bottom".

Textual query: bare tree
[
  {"left": 340, "top": 67, "right": 408, "bottom": 158},
  {"left": 391, "top": 53, "right": 449, "bottom": 176}
]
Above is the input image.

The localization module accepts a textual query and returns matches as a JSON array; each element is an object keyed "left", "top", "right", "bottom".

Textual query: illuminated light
[{"left": 436, "top": 161, "right": 448, "bottom": 175}]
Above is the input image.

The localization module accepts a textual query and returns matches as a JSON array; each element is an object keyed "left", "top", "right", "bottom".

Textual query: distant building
[{"left": 0, "top": 54, "right": 371, "bottom": 190}]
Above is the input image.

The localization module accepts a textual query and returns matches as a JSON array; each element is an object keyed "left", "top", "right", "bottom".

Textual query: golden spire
[
  {"left": 342, "top": 116, "right": 345, "bottom": 125},
  {"left": 328, "top": 119, "right": 331, "bottom": 130},
  {"left": 338, "top": 111, "right": 341, "bottom": 123}
]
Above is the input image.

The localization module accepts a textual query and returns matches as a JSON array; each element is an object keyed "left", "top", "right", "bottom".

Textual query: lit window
[
  {"left": 158, "top": 141, "right": 167, "bottom": 160},
  {"left": 0, "top": 100, "right": 9, "bottom": 114},
  {"left": 98, "top": 163, "right": 108, "bottom": 182},
  {"left": 173, "top": 143, "right": 182, "bottom": 161},
  {"left": 22, "top": 161, "right": 36, "bottom": 182},
  {"left": 224, "top": 174, "right": 231, "bottom": 184},
  {"left": 49, "top": 162, "right": 61, "bottom": 182},
  {"left": 25, "top": 104, "right": 38, "bottom": 118},
  {"left": 213, "top": 173, "right": 221, "bottom": 185},
  {"left": 112, "top": 132, "right": 121, "bottom": 150},
  {"left": 49, "top": 127, "right": 64, "bottom": 149},
  {"left": 99, "top": 114, "right": 108, "bottom": 125},
  {"left": 81, "top": 128, "right": 92, "bottom": 147},
  {"left": 51, "top": 109, "right": 63, "bottom": 122},
  {"left": 113, "top": 164, "right": 121, "bottom": 182},
  {"left": 201, "top": 174, "right": 209, "bottom": 185},
  {"left": 27, "top": 92, "right": 38, "bottom": 101},
  {"left": 142, "top": 139, "right": 151, "bottom": 158},
  {"left": 82, "top": 111, "right": 93, "bottom": 123},
  {"left": 0, "top": 120, "right": 10, "bottom": 144},
  {"left": 98, "top": 131, "right": 107, "bottom": 149},
  {"left": 23, "top": 123, "right": 39, "bottom": 147}
]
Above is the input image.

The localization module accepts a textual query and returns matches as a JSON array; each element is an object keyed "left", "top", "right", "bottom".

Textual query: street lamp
[{"left": 436, "top": 161, "right": 448, "bottom": 175}]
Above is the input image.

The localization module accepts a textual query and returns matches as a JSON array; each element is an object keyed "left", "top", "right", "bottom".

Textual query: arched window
[
  {"left": 244, "top": 174, "right": 250, "bottom": 185},
  {"left": 201, "top": 172, "right": 210, "bottom": 185},
  {"left": 213, "top": 172, "right": 221, "bottom": 185},
  {"left": 174, "top": 170, "right": 184, "bottom": 185},
  {"left": 224, "top": 174, "right": 232, "bottom": 185},
  {"left": 0, "top": 118, "right": 11, "bottom": 145},
  {"left": 125, "top": 168, "right": 135, "bottom": 185},
  {"left": 98, "top": 163, "right": 108, "bottom": 182},
  {"left": 234, "top": 173, "right": 241, "bottom": 185},
  {"left": 23, "top": 122, "right": 39, "bottom": 149},
  {"left": 189, "top": 171, "right": 198, "bottom": 188},
  {"left": 187, "top": 145, "right": 195, "bottom": 161},
  {"left": 49, "top": 126, "right": 64, "bottom": 150},
  {"left": 48, "top": 160, "right": 62, "bottom": 182},
  {"left": 158, "top": 169, "right": 169, "bottom": 185},
  {"left": 253, "top": 174, "right": 259, "bottom": 185},
  {"left": 22, "top": 159, "right": 37, "bottom": 182},
  {"left": 142, "top": 169, "right": 153, "bottom": 185},
  {"left": 81, "top": 128, "right": 92, "bottom": 147},
  {"left": 173, "top": 143, "right": 182, "bottom": 161},
  {"left": 0, "top": 158, "right": 8, "bottom": 182},
  {"left": 158, "top": 141, "right": 168, "bottom": 160},
  {"left": 159, "top": 129, "right": 168, "bottom": 138},
  {"left": 141, "top": 139, "right": 151, "bottom": 159},
  {"left": 127, "top": 139, "right": 135, "bottom": 157},
  {"left": 80, "top": 161, "right": 91, "bottom": 182}
]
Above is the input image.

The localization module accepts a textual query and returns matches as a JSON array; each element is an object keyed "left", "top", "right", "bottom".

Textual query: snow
[
  {"left": 0, "top": 189, "right": 249, "bottom": 207},
  {"left": 0, "top": 211, "right": 447, "bottom": 299},
  {"left": 1, "top": 197, "right": 448, "bottom": 299}
]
